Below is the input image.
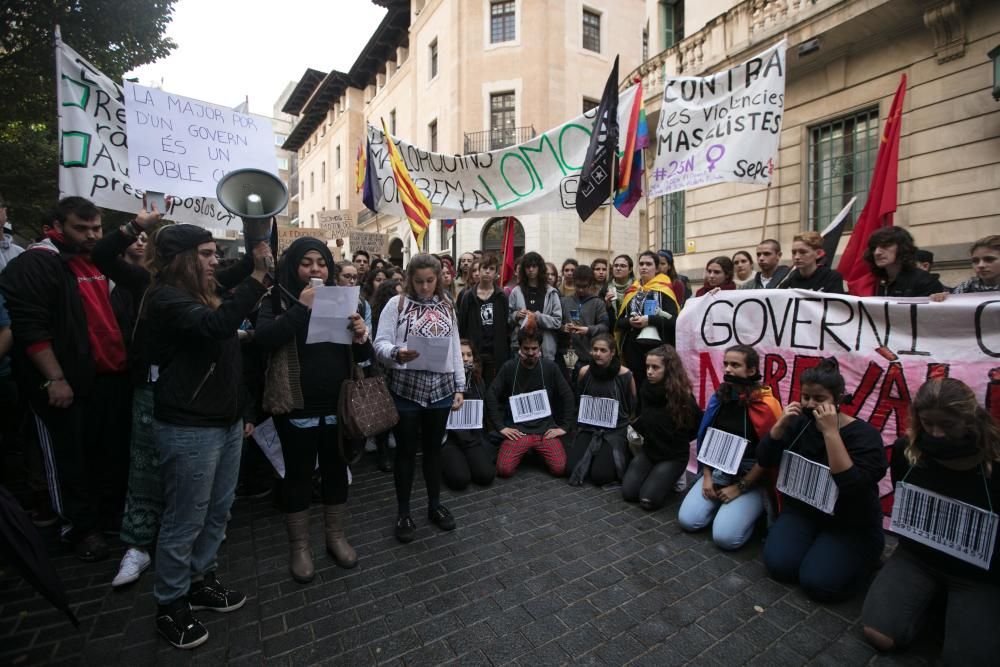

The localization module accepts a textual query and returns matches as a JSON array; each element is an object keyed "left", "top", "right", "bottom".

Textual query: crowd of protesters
[{"left": 0, "top": 194, "right": 996, "bottom": 660}]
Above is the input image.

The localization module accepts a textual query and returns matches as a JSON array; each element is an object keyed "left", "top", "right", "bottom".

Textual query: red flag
[
  {"left": 837, "top": 75, "right": 906, "bottom": 296},
  {"left": 499, "top": 217, "right": 516, "bottom": 286}
]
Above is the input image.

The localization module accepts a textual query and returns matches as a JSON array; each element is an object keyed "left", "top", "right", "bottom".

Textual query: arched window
[
  {"left": 388, "top": 237, "right": 404, "bottom": 267},
  {"left": 480, "top": 217, "right": 525, "bottom": 259}
]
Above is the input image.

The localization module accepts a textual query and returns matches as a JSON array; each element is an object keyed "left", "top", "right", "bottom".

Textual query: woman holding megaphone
[{"left": 614, "top": 250, "right": 679, "bottom": 387}]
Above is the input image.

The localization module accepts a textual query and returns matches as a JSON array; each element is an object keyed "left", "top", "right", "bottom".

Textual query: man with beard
[
  {"left": 0, "top": 197, "right": 132, "bottom": 561},
  {"left": 486, "top": 329, "right": 575, "bottom": 478}
]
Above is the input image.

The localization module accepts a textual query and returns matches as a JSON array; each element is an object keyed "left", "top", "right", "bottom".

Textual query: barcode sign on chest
[
  {"left": 890, "top": 482, "right": 998, "bottom": 570},
  {"left": 446, "top": 399, "right": 483, "bottom": 430},
  {"left": 509, "top": 389, "right": 551, "bottom": 423},
  {"left": 697, "top": 427, "right": 749, "bottom": 475},
  {"left": 578, "top": 395, "right": 618, "bottom": 429},
  {"left": 777, "top": 450, "right": 839, "bottom": 515}
]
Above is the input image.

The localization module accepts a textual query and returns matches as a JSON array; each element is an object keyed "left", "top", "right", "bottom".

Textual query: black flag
[
  {"left": 819, "top": 196, "right": 857, "bottom": 266},
  {"left": 576, "top": 56, "right": 619, "bottom": 222}
]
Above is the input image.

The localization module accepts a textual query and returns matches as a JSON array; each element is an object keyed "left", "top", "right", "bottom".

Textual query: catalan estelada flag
[
  {"left": 354, "top": 142, "right": 365, "bottom": 194},
  {"left": 381, "top": 119, "right": 431, "bottom": 247},
  {"left": 614, "top": 82, "right": 648, "bottom": 217}
]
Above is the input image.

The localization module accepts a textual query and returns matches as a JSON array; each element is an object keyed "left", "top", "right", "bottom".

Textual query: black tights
[
  {"left": 441, "top": 436, "right": 496, "bottom": 490},
  {"left": 621, "top": 452, "right": 685, "bottom": 510},
  {"left": 392, "top": 407, "right": 450, "bottom": 516},
  {"left": 275, "top": 417, "right": 348, "bottom": 513},
  {"left": 565, "top": 431, "right": 619, "bottom": 486}
]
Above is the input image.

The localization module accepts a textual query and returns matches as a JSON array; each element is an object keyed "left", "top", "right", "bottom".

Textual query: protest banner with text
[
  {"left": 348, "top": 231, "right": 388, "bottom": 257},
  {"left": 316, "top": 209, "right": 353, "bottom": 238},
  {"left": 676, "top": 290, "right": 1000, "bottom": 501},
  {"left": 125, "top": 82, "right": 277, "bottom": 200},
  {"left": 365, "top": 86, "right": 638, "bottom": 219},
  {"left": 649, "top": 41, "right": 786, "bottom": 197},
  {"left": 57, "top": 38, "right": 238, "bottom": 234},
  {"left": 277, "top": 225, "right": 333, "bottom": 252}
]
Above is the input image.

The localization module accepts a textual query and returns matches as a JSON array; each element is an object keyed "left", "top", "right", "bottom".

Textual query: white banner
[
  {"left": 650, "top": 41, "right": 786, "bottom": 197},
  {"left": 124, "top": 81, "right": 277, "bottom": 199},
  {"left": 676, "top": 290, "right": 1000, "bottom": 503},
  {"left": 56, "top": 39, "right": 237, "bottom": 233},
  {"left": 366, "top": 86, "right": 638, "bottom": 219}
]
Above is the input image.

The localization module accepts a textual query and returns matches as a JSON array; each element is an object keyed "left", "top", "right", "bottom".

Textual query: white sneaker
[
  {"left": 364, "top": 436, "right": 377, "bottom": 453},
  {"left": 112, "top": 548, "right": 150, "bottom": 588}
]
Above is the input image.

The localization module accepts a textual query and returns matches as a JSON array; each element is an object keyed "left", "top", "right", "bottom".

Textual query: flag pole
[
  {"left": 606, "top": 154, "right": 615, "bottom": 255},
  {"left": 759, "top": 183, "right": 772, "bottom": 243}
]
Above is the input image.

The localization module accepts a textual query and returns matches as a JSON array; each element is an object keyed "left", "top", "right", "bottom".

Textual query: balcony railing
[{"left": 463, "top": 126, "right": 536, "bottom": 154}]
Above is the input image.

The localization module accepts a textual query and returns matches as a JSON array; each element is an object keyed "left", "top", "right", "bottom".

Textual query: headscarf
[{"left": 277, "top": 236, "right": 335, "bottom": 299}]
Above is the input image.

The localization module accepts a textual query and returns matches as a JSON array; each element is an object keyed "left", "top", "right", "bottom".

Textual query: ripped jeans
[{"left": 152, "top": 419, "right": 242, "bottom": 605}]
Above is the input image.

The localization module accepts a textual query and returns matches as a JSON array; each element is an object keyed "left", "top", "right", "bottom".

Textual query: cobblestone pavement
[{"left": 1, "top": 458, "right": 940, "bottom": 666}]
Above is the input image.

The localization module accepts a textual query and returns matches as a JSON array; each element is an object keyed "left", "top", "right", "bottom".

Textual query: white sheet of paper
[
  {"left": 697, "top": 427, "right": 749, "bottom": 476},
  {"left": 447, "top": 399, "right": 483, "bottom": 430},
  {"left": 578, "top": 395, "right": 618, "bottom": 429},
  {"left": 509, "top": 389, "right": 551, "bottom": 423},
  {"left": 777, "top": 450, "right": 838, "bottom": 515},
  {"left": 890, "top": 482, "right": 998, "bottom": 570},
  {"left": 402, "top": 335, "right": 452, "bottom": 371},
  {"left": 251, "top": 418, "right": 285, "bottom": 478},
  {"left": 305, "top": 286, "right": 360, "bottom": 345}
]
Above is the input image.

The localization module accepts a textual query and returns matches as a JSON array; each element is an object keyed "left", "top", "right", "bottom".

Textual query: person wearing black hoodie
[
  {"left": 779, "top": 231, "right": 846, "bottom": 293},
  {"left": 863, "top": 227, "right": 944, "bottom": 297},
  {"left": 254, "top": 237, "right": 370, "bottom": 583},
  {"left": 145, "top": 224, "right": 270, "bottom": 650},
  {"left": 862, "top": 379, "right": 999, "bottom": 665},
  {"left": 457, "top": 253, "right": 509, "bottom": 386}
]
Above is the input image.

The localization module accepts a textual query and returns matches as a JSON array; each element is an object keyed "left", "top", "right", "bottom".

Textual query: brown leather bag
[
  {"left": 337, "top": 346, "right": 398, "bottom": 454},
  {"left": 262, "top": 339, "right": 303, "bottom": 415}
]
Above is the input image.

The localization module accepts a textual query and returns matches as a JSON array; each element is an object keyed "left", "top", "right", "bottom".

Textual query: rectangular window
[
  {"left": 660, "top": 0, "right": 685, "bottom": 49},
  {"left": 659, "top": 191, "right": 685, "bottom": 254},
  {"left": 583, "top": 98, "right": 599, "bottom": 114},
  {"left": 321, "top": 161, "right": 326, "bottom": 183},
  {"left": 277, "top": 157, "right": 289, "bottom": 170},
  {"left": 390, "top": 109, "right": 397, "bottom": 135},
  {"left": 440, "top": 220, "right": 450, "bottom": 252},
  {"left": 807, "top": 107, "right": 880, "bottom": 231},
  {"left": 583, "top": 10, "right": 601, "bottom": 53},
  {"left": 274, "top": 134, "right": 287, "bottom": 146},
  {"left": 428, "top": 120, "right": 438, "bottom": 152},
  {"left": 489, "top": 91, "right": 516, "bottom": 150},
  {"left": 490, "top": 1, "right": 515, "bottom": 43},
  {"left": 429, "top": 38, "right": 438, "bottom": 80},
  {"left": 642, "top": 24, "right": 649, "bottom": 62},
  {"left": 310, "top": 171, "right": 315, "bottom": 194},
  {"left": 335, "top": 195, "right": 341, "bottom": 209},
  {"left": 336, "top": 145, "right": 341, "bottom": 169}
]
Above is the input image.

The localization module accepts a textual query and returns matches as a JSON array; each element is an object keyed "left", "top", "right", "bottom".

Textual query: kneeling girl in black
[
  {"left": 621, "top": 345, "right": 702, "bottom": 509},
  {"left": 441, "top": 340, "right": 497, "bottom": 491},
  {"left": 862, "top": 378, "right": 999, "bottom": 665},
  {"left": 758, "top": 357, "right": 887, "bottom": 602},
  {"left": 567, "top": 334, "right": 636, "bottom": 486}
]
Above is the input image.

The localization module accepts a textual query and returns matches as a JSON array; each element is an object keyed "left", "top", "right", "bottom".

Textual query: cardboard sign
[
  {"left": 349, "top": 230, "right": 388, "bottom": 257},
  {"left": 316, "top": 209, "right": 353, "bottom": 238}
]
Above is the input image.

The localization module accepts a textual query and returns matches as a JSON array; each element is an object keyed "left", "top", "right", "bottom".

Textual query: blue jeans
[
  {"left": 762, "top": 506, "right": 883, "bottom": 602},
  {"left": 153, "top": 419, "right": 242, "bottom": 605},
  {"left": 677, "top": 484, "right": 765, "bottom": 550}
]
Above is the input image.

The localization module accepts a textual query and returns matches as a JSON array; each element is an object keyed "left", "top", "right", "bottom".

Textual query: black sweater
[
  {"left": 633, "top": 388, "right": 702, "bottom": 463},
  {"left": 457, "top": 286, "right": 510, "bottom": 365},
  {"left": 253, "top": 296, "right": 372, "bottom": 419},
  {"left": 779, "top": 266, "right": 846, "bottom": 293},
  {"left": 758, "top": 415, "right": 886, "bottom": 535},
  {"left": 147, "top": 277, "right": 267, "bottom": 427},
  {"left": 889, "top": 438, "right": 999, "bottom": 584},
  {"left": 875, "top": 266, "right": 945, "bottom": 298},
  {"left": 486, "top": 358, "right": 575, "bottom": 434}
]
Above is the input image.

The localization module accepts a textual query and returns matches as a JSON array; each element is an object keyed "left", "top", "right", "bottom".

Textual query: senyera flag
[
  {"left": 380, "top": 119, "right": 432, "bottom": 246},
  {"left": 354, "top": 143, "right": 365, "bottom": 194}
]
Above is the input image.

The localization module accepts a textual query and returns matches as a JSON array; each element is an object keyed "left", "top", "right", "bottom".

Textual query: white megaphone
[
  {"left": 215, "top": 168, "right": 288, "bottom": 246},
  {"left": 636, "top": 308, "right": 673, "bottom": 344}
]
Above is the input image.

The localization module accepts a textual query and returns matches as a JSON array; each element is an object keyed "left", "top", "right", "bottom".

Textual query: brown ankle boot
[
  {"left": 323, "top": 504, "right": 357, "bottom": 568},
  {"left": 285, "top": 510, "right": 314, "bottom": 583}
]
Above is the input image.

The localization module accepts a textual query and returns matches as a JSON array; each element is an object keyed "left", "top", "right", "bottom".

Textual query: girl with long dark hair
[
  {"left": 440, "top": 340, "right": 496, "bottom": 490},
  {"left": 508, "top": 251, "right": 562, "bottom": 360}
]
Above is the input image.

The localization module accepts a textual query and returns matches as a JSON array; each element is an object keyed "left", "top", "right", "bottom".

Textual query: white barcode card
[
  {"left": 447, "top": 399, "right": 483, "bottom": 430},
  {"left": 509, "top": 390, "right": 551, "bottom": 423},
  {"left": 578, "top": 395, "right": 619, "bottom": 429},
  {"left": 696, "top": 427, "right": 749, "bottom": 475},
  {"left": 777, "top": 450, "right": 839, "bottom": 515},
  {"left": 890, "top": 482, "right": 998, "bottom": 570}
]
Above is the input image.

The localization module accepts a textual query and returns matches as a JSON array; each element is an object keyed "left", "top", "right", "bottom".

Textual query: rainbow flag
[
  {"left": 354, "top": 143, "right": 365, "bottom": 194},
  {"left": 614, "top": 82, "right": 648, "bottom": 217},
  {"left": 381, "top": 119, "right": 432, "bottom": 246}
]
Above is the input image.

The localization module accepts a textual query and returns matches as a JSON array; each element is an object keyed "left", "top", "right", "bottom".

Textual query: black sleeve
[
  {"left": 151, "top": 277, "right": 267, "bottom": 341},
  {"left": 914, "top": 270, "right": 945, "bottom": 297},
  {"left": 825, "top": 271, "right": 847, "bottom": 295},
  {"left": 0, "top": 253, "right": 61, "bottom": 349},
  {"left": 486, "top": 362, "right": 512, "bottom": 428},
  {"left": 91, "top": 227, "right": 150, "bottom": 296},
  {"left": 252, "top": 296, "right": 309, "bottom": 352},
  {"left": 831, "top": 421, "right": 888, "bottom": 495},
  {"left": 457, "top": 292, "right": 471, "bottom": 338},
  {"left": 216, "top": 253, "right": 253, "bottom": 289},
  {"left": 756, "top": 417, "right": 800, "bottom": 468},
  {"left": 889, "top": 437, "right": 910, "bottom": 485},
  {"left": 552, "top": 364, "right": 577, "bottom": 430}
]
